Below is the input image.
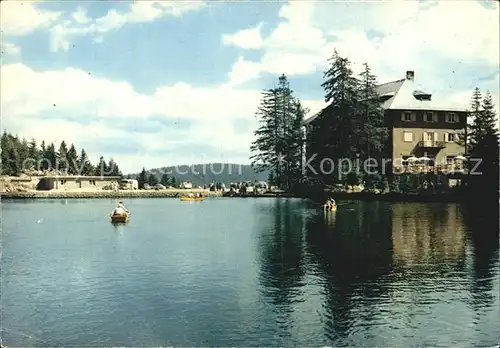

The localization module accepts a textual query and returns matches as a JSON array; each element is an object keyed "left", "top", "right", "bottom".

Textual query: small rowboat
[
  {"left": 111, "top": 212, "right": 129, "bottom": 223},
  {"left": 180, "top": 196, "right": 205, "bottom": 201}
]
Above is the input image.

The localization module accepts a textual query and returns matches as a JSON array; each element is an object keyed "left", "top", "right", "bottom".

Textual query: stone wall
[{"left": 0, "top": 189, "right": 224, "bottom": 199}]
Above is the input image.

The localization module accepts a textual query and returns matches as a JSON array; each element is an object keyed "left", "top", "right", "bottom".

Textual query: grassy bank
[{"left": 0, "top": 189, "right": 224, "bottom": 199}]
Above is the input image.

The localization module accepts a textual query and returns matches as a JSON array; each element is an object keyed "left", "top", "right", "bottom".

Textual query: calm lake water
[{"left": 1, "top": 198, "right": 499, "bottom": 346}]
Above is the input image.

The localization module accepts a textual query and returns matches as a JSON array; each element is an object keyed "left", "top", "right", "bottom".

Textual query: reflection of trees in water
[
  {"left": 462, "top": 201, "right": 499, "bottom": 312},
  {"left": 391, "top": 203, "right": 467, "bottom": 274},
  {"left": 256, "top": 198, "right": 307, "bottom": 340},
  {"left": 305, "top": 201, "right": 393, "bottom": 343}
]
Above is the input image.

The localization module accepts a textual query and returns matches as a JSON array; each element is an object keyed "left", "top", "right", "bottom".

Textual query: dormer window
[
  {"left": 401, "top": 111, "right": 415, "bottom": 122},
  {"left": 445, "top": 113, "right": 458, "bottom": 123},
  {"left": 424, "top": 112, "right": 437, "bottom": 122}
]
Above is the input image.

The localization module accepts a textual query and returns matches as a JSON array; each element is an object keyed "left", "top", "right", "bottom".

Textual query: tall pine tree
[
  {"left": 463, "top": 87, "right": 484, "bottom": 152},
  {"left": 250, "top": 89, "right": 281, "bottom": 180},
  {"left": 136, "top": 167, "right": 147, "bottom": 189},
  {"left": 250, "top": 74, "right": 305, "bottom": 190},
  {"left": 57, "top": 141, "right": 69, "bottom": 174},
  {"left": 357, "top": 63, "right": 389, "bottom": 171},
  {"left": 466, "top": 89, "right": 499, "bottom": 209},
  {"left": 78, "top": 149, "right": 94, "bottom": 176},
  {"left": 66, "top": 144, "right": 79, "bottom": 175},
  {"left": 314, "top": 50, "right": 360, "bottom": 182}
]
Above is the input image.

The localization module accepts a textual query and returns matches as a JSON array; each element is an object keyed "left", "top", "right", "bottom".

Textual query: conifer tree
[
  {"left": 147, "top": 173, "right": 159, "bottom": 186},
  {"left": 465, "top": 88, "right": 499, "bottom": 205},
  {"left": 107, "top": 158, "right": 122, "bottom": 176},
  {"left": 250, "top": 74, "right": 305, "bottom": 190},
  {"left": 357, "top": 63, "right": 389, "bottom": 182},
  {"left": 45, "top": 143, "right": 57, "bottom": 171},
  {"left": 78, "top": 149, "right": 94, "bottom": 176},
  {"left": 66, "top": 144, "right": 79, "bottom": 174},
  {"left": 136, "top": 167, "right": 148, "bottom": 189},
  {"left": 160, "top": 173, "right": 170, "bottom": 187},
  {"left": 169, "top": 176, "right": 177, "bottom": 188},
  {"left": 312, "top": 50, "right": 360, "bottom": 182},
  {"left": 94, "top": 156, "right": 108, "bottom": 176},
  {"left": 57, "top": 141, "right": 69, "bottom": 174},
  {"left": 250, "top": 88, "right": 281, "bottom": 179},
  {"left": 463, "top": 87, "right": 484, "bottom": 152}
]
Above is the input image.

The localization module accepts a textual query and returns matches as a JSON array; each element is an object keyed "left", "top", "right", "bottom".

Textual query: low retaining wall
[{"left": 0, "top": 189, "right": 224, "bottom": 199}]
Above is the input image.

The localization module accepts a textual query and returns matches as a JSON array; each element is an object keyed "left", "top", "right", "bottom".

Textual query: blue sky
[{"left": 2, "top": 0, "right": 499, "bottom": 173}]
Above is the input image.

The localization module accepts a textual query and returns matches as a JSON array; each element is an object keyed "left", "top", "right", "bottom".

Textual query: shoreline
[
  {"left": 0, "top": 189, "right": 223, "bottom": 199},
  {"left": 0, "top": 189, "right": 464, "bottom": 203},
  {"left": 325, "top": 191, "right": 464, "bottom": 203}
]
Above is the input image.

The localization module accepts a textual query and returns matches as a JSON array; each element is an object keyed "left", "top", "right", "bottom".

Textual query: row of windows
[
  {"left": 60, "top": 180, "right": 96, "bottom": 185},
  {"left": 401, "top": 111, "right": 459, "bottom": 123},
  {"left": 403, "top": 131, "right": 458, "bottom": 143}
]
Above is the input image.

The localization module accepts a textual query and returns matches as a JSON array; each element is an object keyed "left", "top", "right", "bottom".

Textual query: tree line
[
  {"left": 132, "top": 168, "right": 180, "bottom": 189},
  {"left": 308, "top": 51, "right": 388, "bottom": 185},
  {"left": 250, "top": 51, "right": 388, "bottom": 191},
  {"left": 0, "top": 131, "right": 122, "bottom": 177}
]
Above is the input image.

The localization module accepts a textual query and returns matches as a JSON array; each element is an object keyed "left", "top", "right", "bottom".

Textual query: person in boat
[
  {"left": 188, "top": 193, "right": 194, "bottom": 198},
  {"left": 324, "top": 198, "right": 336, "bottom": 210},
  {"left": 113, "top": 201, "right": 129, "bottom": 215}
]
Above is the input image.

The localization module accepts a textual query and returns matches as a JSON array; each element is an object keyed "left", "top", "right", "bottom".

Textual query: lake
[{"left": 1, "top": 198, "right": 499, "bottom": 346}]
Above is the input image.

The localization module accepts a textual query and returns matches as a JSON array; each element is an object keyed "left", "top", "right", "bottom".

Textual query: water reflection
[
  {"left": 463, "top": 201, "right": 499, "bottom": 323},
  {"left": 391, "top": 203, "right": 466, "bottom": 273},
  {"left": 257, "top": 199, "right": 499, "bottom": 346},
  {"left": 3, "top": 198, "right": 498, "bottom": 346},
  {"left": 305, "top": 202, "right": 393, "bottom": 344},
  {"left": 256, "top": 199, "right": 307, "bottom": 342}
]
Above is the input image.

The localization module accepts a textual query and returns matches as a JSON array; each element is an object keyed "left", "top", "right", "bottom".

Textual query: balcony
[
  {"left": 393, "top": 164, "right": 467, "bottom": 174},
  {"left": 418, "top": 140, "right": 446, "bottom": 148}
]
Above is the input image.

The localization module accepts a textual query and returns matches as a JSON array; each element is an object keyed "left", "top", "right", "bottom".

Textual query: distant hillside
[{"left": 128, "top": 163, "right": 269, "bottom": 186}]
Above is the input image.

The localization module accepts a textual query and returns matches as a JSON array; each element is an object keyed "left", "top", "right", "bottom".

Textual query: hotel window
[
  {"left": 403, "top": 132, "right": 413, "bottom": 142},
  {"left": 424, "top": 112, "right": 437, "bottom": 122},
  {"left": 445, "top": 133, "right": 456, "bottom": 142},
  {"left": 401, "top": 111, "right": 415, "bottom": 122},
  {"left": 61, "top": 180, "right": 66, "bottom": 185},
  {"left": 446, "top": 156, "right": 455, "bottom": 164},
  {"left": 89, "top": 180, "right": 96, "bottom": 185},
  {"left": 423, "top": 132, "right": 434, "bottom": 142},
  {"left": 445, "top": 113, "right": 458, "bottom": 123}
]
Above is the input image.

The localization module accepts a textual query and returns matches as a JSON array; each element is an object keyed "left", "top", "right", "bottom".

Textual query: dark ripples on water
[{"left": 1, "top": 198, "right": 499, "bottom": 346}]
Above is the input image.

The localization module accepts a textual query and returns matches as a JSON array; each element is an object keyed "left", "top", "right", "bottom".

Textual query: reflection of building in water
[{"left": 391, "top": 203, "right": 466, "bottom": 268}]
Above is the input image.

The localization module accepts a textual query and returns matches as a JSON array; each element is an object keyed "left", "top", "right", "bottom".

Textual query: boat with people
[
  {"left": 111, "top": 212, "right": 129, "bottom": 223},
  {"left": 323, "top": 197, "right": 337, "bottom": 212},
  {"left": 180, "top": 192, "right": 205, "bottom": 201},
  {"left": 110, "top": 201, "right": 130, "bottom": 223}
]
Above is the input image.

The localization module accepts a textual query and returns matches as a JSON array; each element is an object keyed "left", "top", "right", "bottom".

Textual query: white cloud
[
  {"left": 1, "top": 63, "right": 323, "bottom": 172},
  {"left": 222, "top": 23, "right": 264, "bottom": 49},
  {"left": 49, "top": 1, "right": 206, "bottom": 52},
  {"left": 1, "top": 42, "right": 21, "bottom": 56},
  {"left": 0, "top": 1, "right": 62, "bottom": 36},
  {"left": 223, "top": 57, "right": 262, "bottom": 88},
  {"left": 71, "top": 7, "right": 90, "bottom": 24},
  {"left": 223, "top": 0, "right": 499, "bottom": 91}
]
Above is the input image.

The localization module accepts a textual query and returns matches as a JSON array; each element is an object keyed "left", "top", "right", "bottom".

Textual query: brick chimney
[{"left": 406, "top": 70, "right": 415, "bottom": 80}]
